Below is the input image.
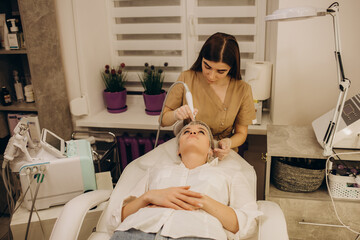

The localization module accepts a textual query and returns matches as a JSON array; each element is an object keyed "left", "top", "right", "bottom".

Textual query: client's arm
[
  {"left": 198, "top": 195, "right": 239, "bottom": 233},
  {"left": 122, "top": 186, "right": 202, "bottom": 221},
  {"left": 190, "top": 170, "right": 261, "bottom": 237}
]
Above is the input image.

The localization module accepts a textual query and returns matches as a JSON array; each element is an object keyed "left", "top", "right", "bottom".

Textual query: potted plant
[
  {"left": 102, "top": 63, "right": 128, "bottom": 113},
  {"left": 139, "top": 62, "right": 168, "bottom": 115}
]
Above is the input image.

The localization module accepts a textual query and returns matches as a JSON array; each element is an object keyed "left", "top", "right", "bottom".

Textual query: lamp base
[{"left": 323, "top": 146, "right": 333, "bottom": 157}]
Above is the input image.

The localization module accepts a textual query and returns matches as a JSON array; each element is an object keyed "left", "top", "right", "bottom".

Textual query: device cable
[
  {"left": 2, "top": 163, "right": 15, "bottom": 240},
  {"left": 2, "top": 164, "right": 14, "bottom": 217},
  {"left": 13, "top": 179, "right": 32, "bottom": 214},
  {"left": 325, "top": 151, "right": 360, "bottom": 235},
  {"left": 6, "top": 166, "right": 14, "bottom": 212},
  {"left": 26, "top": 172, "right": 46, "bottom": 239},
  {"left": 24, "top": 172, "right": 45, "bottom": 240},
  {"left": 7, "top": 176, "right": 34, "bottom": 240}
]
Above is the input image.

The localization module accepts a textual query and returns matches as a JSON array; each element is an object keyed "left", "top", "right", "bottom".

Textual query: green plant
[
  {"left": 139, "top": 62, "right": 168, "bottom": 95},
  {"left": 102, "top": 63, "right": 127, "bottom": 92}
]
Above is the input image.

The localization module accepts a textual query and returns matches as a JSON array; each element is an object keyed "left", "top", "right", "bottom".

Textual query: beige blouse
[{"left": 164, "top": 70, "right": 256, "bottom": 140}]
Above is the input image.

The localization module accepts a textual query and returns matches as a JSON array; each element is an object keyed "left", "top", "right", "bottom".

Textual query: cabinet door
[{"left": 244, "top": 134, "right": 267, "bottom": 200}]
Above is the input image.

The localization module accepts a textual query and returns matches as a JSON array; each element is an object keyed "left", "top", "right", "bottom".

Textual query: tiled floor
[{"left": 0, "top": 217, "right": 10, "bottom": 240}]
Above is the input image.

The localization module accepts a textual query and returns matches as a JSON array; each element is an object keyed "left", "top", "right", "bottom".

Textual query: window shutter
[
  {"left": 187, "top": 0, "right": 266, "bottom": 73},
  {"left": 108, "top": 0, "right": 266, "bottom": 91},
  {"left": 109, "top": 0, "right": 187, "bottom": 91}
]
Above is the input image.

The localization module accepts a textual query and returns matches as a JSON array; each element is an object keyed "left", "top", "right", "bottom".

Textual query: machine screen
[{"left": 46, "top": 132, "right": 62, "bottom": 151}]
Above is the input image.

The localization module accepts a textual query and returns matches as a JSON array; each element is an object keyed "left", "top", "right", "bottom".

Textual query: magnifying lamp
[{"left": 266, "top": 2, "right": 350, "bottom": 156}]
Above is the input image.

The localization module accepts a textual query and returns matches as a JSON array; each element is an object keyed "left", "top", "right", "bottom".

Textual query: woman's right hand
[
  {"left": 143, "top": 186, "right": 202, "bottom": 210},
  {"left": 174, "top": 105, "right": 198, "bottom": 121}
]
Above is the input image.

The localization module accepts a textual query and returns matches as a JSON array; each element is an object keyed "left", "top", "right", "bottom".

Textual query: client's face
[{"left": 178, "top": 124, "right": 210, "bottom": 157}]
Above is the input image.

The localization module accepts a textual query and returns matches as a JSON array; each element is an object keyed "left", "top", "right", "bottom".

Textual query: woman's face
[
  {"left": 201, "top": 58, "right": 231, "bottom": 84},
  {"left": 178, "top": 124, "right": 211, "bottom": 156}
]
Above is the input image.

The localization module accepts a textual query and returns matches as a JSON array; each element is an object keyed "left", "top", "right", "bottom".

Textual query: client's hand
[
  {"left": 214, "top": 138, "right": 232, "bottom": 160},
  {"left": 174, "top": 105, "right": 198, "bottom": 121},
  {"left": 144, "top": 186, "right": 202, "bottom": 211}
]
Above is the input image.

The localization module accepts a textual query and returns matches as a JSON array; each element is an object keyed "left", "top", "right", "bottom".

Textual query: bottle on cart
[
  {"left": 13, "top": 70, "right": 24, "bottom": 102},
  {"left": 1, "top": 86, "right": 12, "bottom": 106}
]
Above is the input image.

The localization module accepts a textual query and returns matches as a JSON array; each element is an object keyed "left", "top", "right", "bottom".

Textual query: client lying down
[{"left": 110, "top": 121, "right": 262, "bottom": 240}]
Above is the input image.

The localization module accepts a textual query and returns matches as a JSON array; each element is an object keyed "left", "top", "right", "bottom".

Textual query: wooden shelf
[
  {"left": 0, "top": 49, "right": 27, "bottom": 55},
  {"left": 268, "top": 183, "right": 330, "bottom": 201},
  {"left": 0, "top": 101, "right": 37, "bottom": 112},
  {"left": 266, "top": 125, "right": 360, "bottom": 204}
]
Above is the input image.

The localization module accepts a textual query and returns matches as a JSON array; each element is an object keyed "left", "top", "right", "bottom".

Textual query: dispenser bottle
[
  {"left": 13, "top": 70, "right": 24, "bottom": 102},
  {"left": 1, "top": 86, "right": 12, "bottom": 106},
  {"left": 6, "top": 19, "right": 20, "bottom": 50}
]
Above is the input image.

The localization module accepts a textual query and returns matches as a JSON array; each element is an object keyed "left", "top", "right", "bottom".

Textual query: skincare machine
[
  {"left": 3, "top": 119, "right": 97, "bottom": 211},
  {"left": 312, "top": 93, "right": 360, "bottom": 150}
]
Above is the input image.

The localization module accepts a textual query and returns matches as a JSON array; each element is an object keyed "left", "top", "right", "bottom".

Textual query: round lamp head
[{"left": 265, "top": 7, "right": 326, "bottom": 21}]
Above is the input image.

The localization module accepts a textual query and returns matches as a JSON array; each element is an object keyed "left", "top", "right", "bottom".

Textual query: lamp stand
[{"left": 322, "top": 3, "right": 351, "bottom": 156}]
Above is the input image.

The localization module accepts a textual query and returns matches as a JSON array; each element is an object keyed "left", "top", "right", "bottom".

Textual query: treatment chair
[{"left": 50, "top": 138, "right": 289, "bottom": 240}]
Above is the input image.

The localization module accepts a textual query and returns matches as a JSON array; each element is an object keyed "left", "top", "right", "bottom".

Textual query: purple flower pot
[
  {"left": 103, "top": 89, "right": 127, "bottom": 113},
  {"left": 143, "top": 91, "right": 166, "bottom": 115}
]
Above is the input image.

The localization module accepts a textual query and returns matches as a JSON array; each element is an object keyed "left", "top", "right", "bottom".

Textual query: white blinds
[{"left": 109, "top": 0, "right": 266, "bottom": 91}]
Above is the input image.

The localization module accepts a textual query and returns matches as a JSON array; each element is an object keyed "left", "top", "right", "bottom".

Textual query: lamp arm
[
  {"left": 328, "top": 3, "right": 343, "bottom": 85},
  {"left": 323, "top": 80, "right": 350, "bottom": 156},
  {"left": 322, "top": 2, "right": 351, "bottom": 156}
]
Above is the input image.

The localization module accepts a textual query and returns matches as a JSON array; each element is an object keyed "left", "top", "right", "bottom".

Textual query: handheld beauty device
[
  {"left": 155, "top": 81, "right": 195, "bottom": 147},
  {"left": 183, "top": 84, "right": 195, "bottom": 120}
]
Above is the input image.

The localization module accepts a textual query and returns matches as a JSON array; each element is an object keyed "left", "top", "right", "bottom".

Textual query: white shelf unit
[{"left": 76, "top": 94, "right": 270, "bottom": 134}]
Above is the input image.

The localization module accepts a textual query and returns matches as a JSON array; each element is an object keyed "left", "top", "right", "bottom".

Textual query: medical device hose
[
  {"left": 25, "top": 172, "right": 45, "bottom": 240},
  {"left": 27, "top": 173, "right": 46, "bottom": 237},
  {"left": 2, "top": 163, "right": 15, "bottom": 216},
  {"left": 155, "top": 81, "right": 195, "bottom": 148}
]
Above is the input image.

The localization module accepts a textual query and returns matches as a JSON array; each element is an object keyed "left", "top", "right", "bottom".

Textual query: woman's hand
[
  {"left": 174, "top": 105, "right": 198, "bottom": 121},
  {"left": 214, "top": 138, "right": 232, "bottom": 160},
  {"left": 143, "top": 186, "right": 203, "bottom": 210}
]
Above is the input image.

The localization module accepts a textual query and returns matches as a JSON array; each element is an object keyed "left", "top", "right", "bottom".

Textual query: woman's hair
[
  {"left": 190, "top": 32, "right": 242, "bottom": 80},
  {"left": 176, "top": 121, "right": 214, "bottom": 150}
]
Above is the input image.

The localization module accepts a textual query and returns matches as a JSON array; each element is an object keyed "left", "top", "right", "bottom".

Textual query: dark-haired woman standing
[{"left": 161, "top": 32, "right": 256, "bottom": 160}]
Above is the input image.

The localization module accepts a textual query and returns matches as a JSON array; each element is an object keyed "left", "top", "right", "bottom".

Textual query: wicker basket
[
  {"left": 328, "top": 174, "right": 360, "bottom": 200},
  {"left": 271, "top": 158, "right": 325, "bottom": 192}
]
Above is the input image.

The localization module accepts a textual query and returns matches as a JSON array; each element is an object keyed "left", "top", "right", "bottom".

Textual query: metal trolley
[{"left": 71, "top": 131, "right": 121, "bottom": 184}]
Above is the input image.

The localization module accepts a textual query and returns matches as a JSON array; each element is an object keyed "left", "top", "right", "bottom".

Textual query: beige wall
[{"left": 266, "top": 0, "right": 360, "bottom": 125}]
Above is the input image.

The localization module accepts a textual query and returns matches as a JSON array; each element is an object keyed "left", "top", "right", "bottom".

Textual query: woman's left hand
[{"left": 214, "top": 138, "right": 232, "bottom": 160}]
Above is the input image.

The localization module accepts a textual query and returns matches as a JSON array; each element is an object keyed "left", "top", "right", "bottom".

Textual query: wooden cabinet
[
  {"left": 0, "top": 51, "right": 35, "bottom": 111},
  {"left": 244, "top": 134, "right": 267, "bottom": 200},
  {"left": 266, "top": 125, "right": 360, "bottom": 240}
]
